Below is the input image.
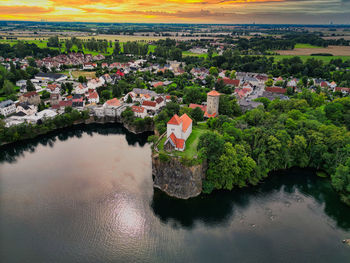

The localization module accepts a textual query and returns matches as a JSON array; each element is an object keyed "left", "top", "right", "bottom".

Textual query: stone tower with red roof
[{"left": 207, "top": 89, "right": 220, "bottom": 117}]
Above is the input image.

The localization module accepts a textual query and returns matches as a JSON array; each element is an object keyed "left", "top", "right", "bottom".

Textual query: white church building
[{"left": 164, "top": 113, "right": 193, "bottom": 151}]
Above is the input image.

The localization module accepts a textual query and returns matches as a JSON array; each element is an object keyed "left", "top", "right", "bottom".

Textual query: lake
[{"left": 0, "top": 123, "right": 350, "bottom": 263}]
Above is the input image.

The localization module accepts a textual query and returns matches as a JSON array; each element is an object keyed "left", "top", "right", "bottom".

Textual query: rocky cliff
[{"left": 152, "top": 153, "right": 206, "bottom": 199}]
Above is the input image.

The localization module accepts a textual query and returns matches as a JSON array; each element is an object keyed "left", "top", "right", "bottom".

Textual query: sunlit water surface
[{"left": 0, "top": 124, "right": 350, "bottom": 263}]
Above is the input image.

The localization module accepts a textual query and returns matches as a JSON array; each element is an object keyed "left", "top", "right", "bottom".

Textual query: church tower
[{"left": 206, "top": 89, "right": 220, "bottom": 117}]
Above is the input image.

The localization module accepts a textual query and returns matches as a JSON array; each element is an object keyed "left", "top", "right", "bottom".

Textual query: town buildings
[{"left": 0, "top": 100, "right": 16, "bottom": 117}]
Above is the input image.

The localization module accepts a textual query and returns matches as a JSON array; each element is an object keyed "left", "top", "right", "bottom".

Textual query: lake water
[{"left": 0, "top": 124, "right": 350, "bottom": 263}]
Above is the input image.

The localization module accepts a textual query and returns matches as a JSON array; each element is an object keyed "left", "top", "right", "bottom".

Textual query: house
[
  {"left": 101, "top": 74, "right": 113, "bottom": 84},
  {"left": 19, "top": 91, "right": 41, "bottom": 105},
  {"left": 52, "top": 100, "right": 73, "bottom": 111},
  {"left": 104, "top": 98, "right": 123, "bottom": 117},
  {"left": 287, "top": 79, "right": 297, "bottom": 87},
  {"left": 72, "top": 94, "right": 84, "bottom": 108},
  {"left": 164, "top": 113, "right": 193, "bottom": 152},
  {"left": 235, "top": 87, "right": 253, "bottom": 99},
  {"left": 83, "top": 63, "right": 97, "bottom": 70},
  {"left": 87, "top": 91, "right": 99, "bottom": 104},
  {"left": 0, "top": 100, "right": 16, "bottom": 117},
  {"left": 16, "top": 79, "right": 27, "bottom": 87},
  {"left": 218, "top": 78, "right": 240, "bottom": 87},
  {"left": 35, "top": 72, "right": 67, "bottom": 82},
  {"left": 131, "top": 106, "right": 147, "bottom": 118},
  {"left": 16, "top": 103, "right": 37, "bottom": 116},
  {"left": 265, "top": 87, "right": 287, "bottom": 94},
  {"left": 87, "top": 78, "right": 105, "bottom": 90},
  {"left": 155, "top": 97, "right": 165, "bottom": 109},
  {"left": 24, "top": 109, "right": 57, "bottom": 124},
  {"left": 335, "top": 87, "right": 350, "bottom": 94},
  {"left": 239, "top": 99, "right": 263, "bottom": 112},
  {"left": 142, "top": 100, "right": 157, "bottom": 111},
  {"left": 46, "top": 84, "right": 60, "bottom": 94},
  {"left": 74, "top": 83, "right": 88, "bottom": 95},
  {"left": 50, "top": 93, "right": 61, "bottom": 107}
]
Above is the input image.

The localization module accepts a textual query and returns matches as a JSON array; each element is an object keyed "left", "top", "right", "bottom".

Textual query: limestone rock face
[{"left": 152, "top": 153, "right": 206, "bottom": 199}]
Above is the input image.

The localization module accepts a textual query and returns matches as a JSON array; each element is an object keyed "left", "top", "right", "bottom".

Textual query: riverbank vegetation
[
  {"left": 0, "top": 108, "right": 90, "bottom": 144},
  {"left": 195, "top": 91, "right": 350, "bottom": 205}
]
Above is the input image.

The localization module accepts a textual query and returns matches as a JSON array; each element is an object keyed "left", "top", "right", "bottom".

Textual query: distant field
[
  {"left": 294, "top": 43, "right": 321, "bottom": 49},
  {"left": 71, "top": 71, "right": 96, "bottom": 79},
  {"left": 182, "top": 51, "right": 218, "bottom": 58},
  {"left": 276, "top": 45, "right": 350, "bottom": 56},
  {"left": 270, "top": 55, "right": 350, "bottom": 63}
]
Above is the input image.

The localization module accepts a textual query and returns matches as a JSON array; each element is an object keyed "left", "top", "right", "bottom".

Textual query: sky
[{"left": 0, "top": 0, "right": 349, "bottom": 24}]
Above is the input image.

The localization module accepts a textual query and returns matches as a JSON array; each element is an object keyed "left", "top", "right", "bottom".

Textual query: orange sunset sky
[{"left": 0, "top": 0, "right": 349, "bottom": 24}]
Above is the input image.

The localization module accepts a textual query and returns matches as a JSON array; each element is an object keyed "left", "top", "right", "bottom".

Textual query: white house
[
  {"left": 103, "top": 98, "right": 122, "bottom": 117},
  {"left": 74, "top": 83, "right": 88, "bottom": 95},
  {"left": 87, "top": 78, "right": 105, "bottom": 90},
  {"left": 0, "top": 100, "right": 16, "bottom": 117},
  {"left": 24, "top": 109, "right": 57, "bottom": 124},
  {"left": 87, "top": 91, "right": 99, "bottom": 104},
  {"left": 164, "top": 113, "right": 192, "bottom": 151},
  {"left": 132, "top": 106, "right": 147, "bottom": 118},
  {"left": 16, "top": 103, "right": 37, "bottom": 116}
]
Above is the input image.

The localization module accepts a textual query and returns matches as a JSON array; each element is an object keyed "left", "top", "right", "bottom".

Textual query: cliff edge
[{"left": 152, "top": 152, "right": 206, "bottom": 199}]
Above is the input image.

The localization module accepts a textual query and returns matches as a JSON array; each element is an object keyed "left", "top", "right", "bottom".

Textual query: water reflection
[
  {"left": 0, "top": 123, "right": 153, "bottom": 163},
  {"left": 151, "top": 168, "right": 350, "bottom": 231}
]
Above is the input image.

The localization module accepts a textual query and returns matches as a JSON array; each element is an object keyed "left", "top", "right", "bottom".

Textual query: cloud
[{"left": 0, "top": 5, "right": 54, "bottom": 15}]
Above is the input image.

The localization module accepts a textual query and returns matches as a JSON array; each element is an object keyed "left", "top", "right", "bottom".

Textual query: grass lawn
[
  {"left": 174, "top": 124, "right": 207, "bottom": 158},
  {"left": 269, "top": 55, "right": 350, "bottom": 63},
  {"left": 71, "top": 71, "right": 96, "bottom": 79},
  {"left": 157, "top": 123, "right": 207, "bottom": 159},
  {"left": 295, "top": 43, "right": 322, "bottom": 49}
]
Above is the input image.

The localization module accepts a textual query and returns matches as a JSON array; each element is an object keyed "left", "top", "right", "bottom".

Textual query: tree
[
  {"left": 113, "top": 41, "right": 120, "bottom": 56},
  {"left": 2, "top": 80, "right": 15, "bottom": 95},
  {"left": 65, "top": 40, "right": 73, "bottom": 52},
  {"left": 101, "top": 90, "right": 111, "bottom": 100},
  {"left": 78, "top": 76, "right": 87, "bottom": 83},
  {"left": 230, "top": 70, "right": 236, "bottom": 79},
  {"left": 126, "top": 94, "right": 133, "bottom": 103},
  {"left": 191, "top": 107, "right": 204, "bottom": 122},
  {"left": 265, "top": 79, "right": 273, "bottom": 87},
  {"left": 26, "top": 79, "right": 35, "bottom": 92},
  {"left": 209, "top": 67, "right": 218, "bottom": 77}
]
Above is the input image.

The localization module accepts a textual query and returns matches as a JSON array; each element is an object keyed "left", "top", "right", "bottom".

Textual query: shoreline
[{"left": 0, "top": 116, "right": 154, "bottom": 148}]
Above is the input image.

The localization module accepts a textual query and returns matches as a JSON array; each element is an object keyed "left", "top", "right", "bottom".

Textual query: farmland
[
  {"left": 71, "top": 71, "right": 96, "bottom": 79},
  {"left": 270, "top": 55, "right": 350, "bottom": 63},
  {"left": 276, "top": 45, "right": 350, "bottom": 56}
]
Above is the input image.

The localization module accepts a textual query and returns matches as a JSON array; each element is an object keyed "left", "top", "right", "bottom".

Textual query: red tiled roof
[
  {"left": 218, "top": 78, "right": 240, "bottom": 86},
  {"left": 89, "top": 91, "right": 99, "bottom": 99},
  {"left": 265, "top": 87, "right": 287, "bottom": 94},
  {"left": 155, "top": 97, "right": 164, "bottom": 104},
  {"left": 204, "top": 111, "right": 217, "bottom": 118},
  {"left": 321, "top": 81, "right": 328, "bottom": 87},
  {"left": 169, "top": 133, "right": 185, "bottom": 150},
  {"left": 106, "top": 98, "right": 121, "bottom": 106},
  {"left": 142, "top": 100, "right": 157, "bottom": 107},
  {"left": 23, "top": 91, "right": 38, "bottom": 98},
  {"left": 168, "top": 114, "right": 181, "bottom": 125},
  {"left": 132, "top": 106, "right": 145, "bottom": 113},
  {"left": 207, "top": 89, "right": 221, "bottom": 96},
  {"left": 59, "top": 100, "right": 72, "bottom": 107},
  {"left": 335, "top": 87, "right": 350, "bottom": 93},
  {"left": 180, "top": 113, "right": 192, "bottom": 132},
  {"left": 153, "top": 82, "right": 163, "bottom": 88},
  {"left": 189, "top": 103, "right": 206, "bottom": 112}
]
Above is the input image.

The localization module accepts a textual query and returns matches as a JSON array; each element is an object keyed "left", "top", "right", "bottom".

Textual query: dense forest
[{"left": 194, "top": 91, "right": 350, "bottom": 205}]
